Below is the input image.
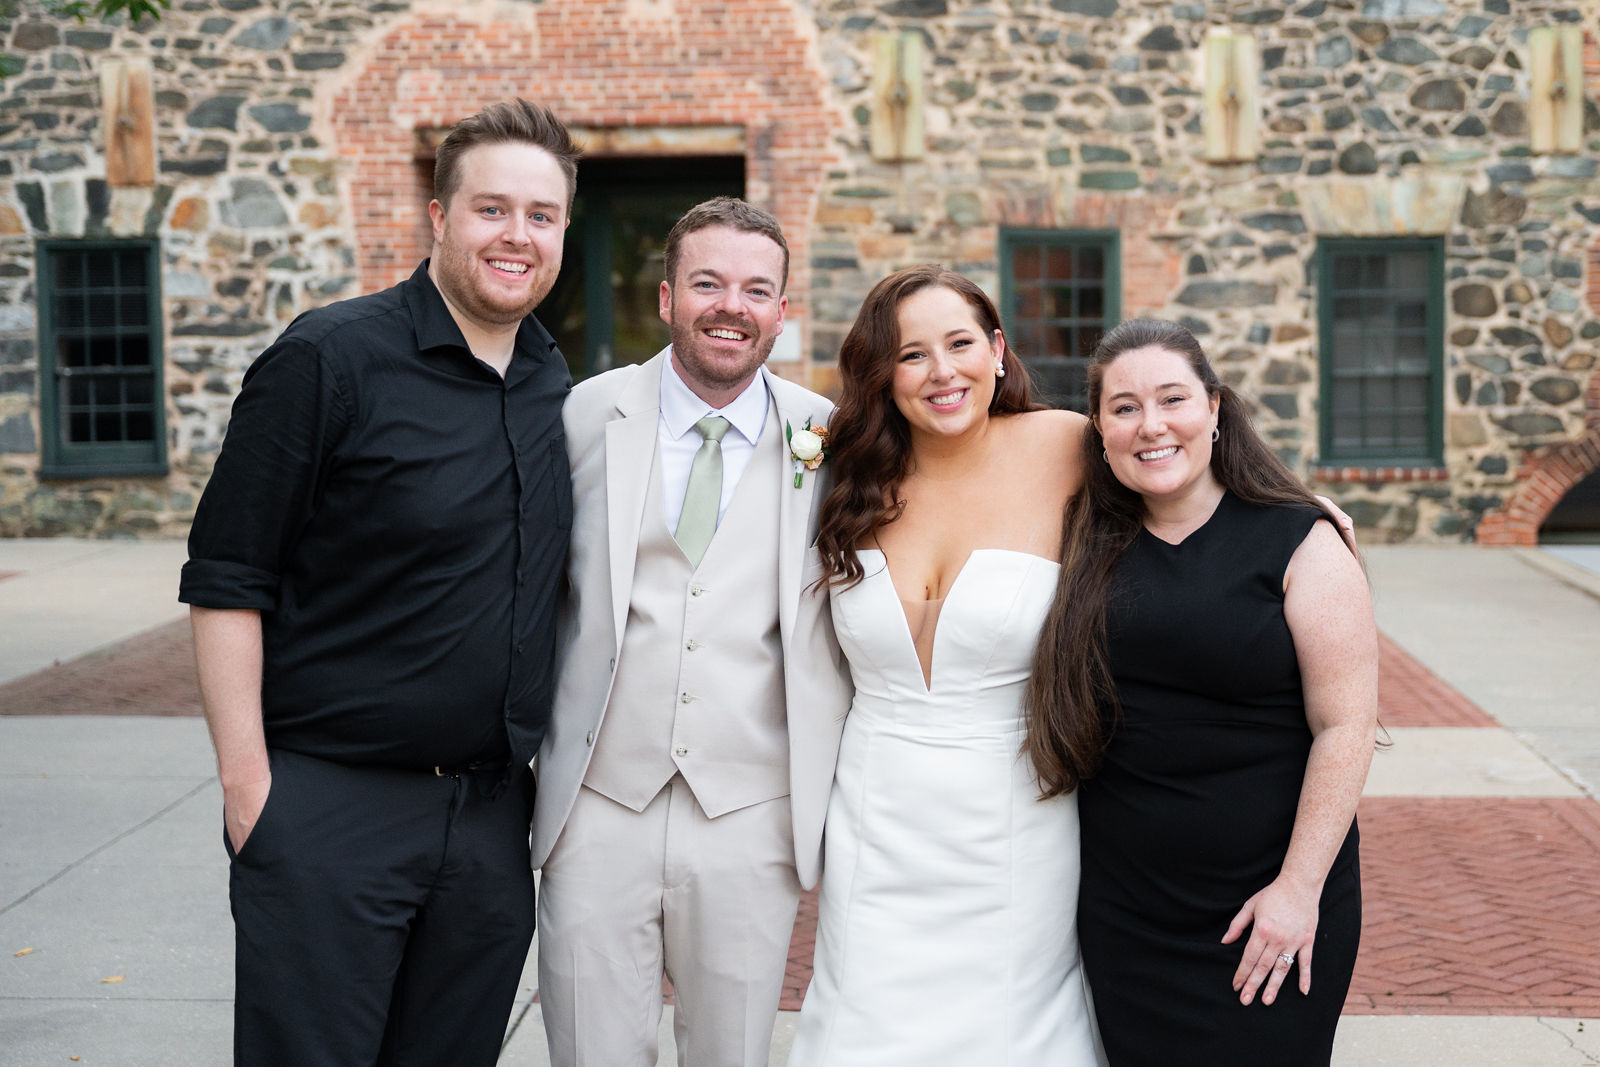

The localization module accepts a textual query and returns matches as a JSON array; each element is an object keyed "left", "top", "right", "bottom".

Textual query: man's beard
[
  {"left": 435, "top": 238, "right": 555, "bottom": 327},
  {"left": 669, "top": 312, "right": 776, "bottom": 388}
]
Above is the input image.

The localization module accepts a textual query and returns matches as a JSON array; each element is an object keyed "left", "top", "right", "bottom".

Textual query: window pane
[
  {"left": 94, "top": 376, "right": 122, "bottom": 405},
  {"left": 126, "top": 375, "right": 153, "bottom": 405},
  {"left": 1013, "top": 285, "right": 1042, "bottom": 319},
  {"left": 68, "top": 376, "right": 91, "bottom": 405},
  {"left": 121, "top": 336, "right": 152, "bottom": 368},
  {"left": 126, "top": 410, "right": 154, "bottom": 441},
  {"left": 55, "top": 253, "right": 85, "bottom": 289},
  {"left": 89, "top": 338, "right": 118, "bottom": 366},
  {"left": 87, "top": 255, "right": 116, "bottom": 288},
  {"left": 116, "top": 250, "right": 147, "bottom": 288},
  {"left": 1077, "top": 245, "right": 1104, "bottom": 279},
  {"left": 69, "top": 412, "right": 91, "bottom": 441},
  {"left": 1012, "top": 246, "right": 1041, "bottom": 277},
  {"left": 58, "top": 293, "right": 87, "bottom": 328},
  {"left": 1390, "top": 252, "right": 1427, "bottom": 291},
  {"left": 59, "top": 338, "right": 88, "bottom": 368},
  {"left": 119, "top": 292, "right": 148, "bottom": 328},
  {"left": 1048, "top": 287, "right": 1075, "bottom": 319},
  {"left": 1079, "top": 285, "right": 1104, "bottom": 320},
  {"left": 1045, "top": 246, "right": 1074, "bottom": 280},
  {"left": 1332, "top": 255, "right": 1362, "bottom": 290},
  {"left": 1394, "top": 300, "right": 1426, "bottom": 330}
]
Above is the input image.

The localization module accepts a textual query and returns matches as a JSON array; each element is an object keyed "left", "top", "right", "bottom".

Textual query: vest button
[
  {"left": 686, "top": 639, "right": 698, "bottom": 651},
  {"left": 674, "top": 745, "right": 689, "bottom": 757},
  {"left": 689, "top": 585, "right": 704, "bottom": 597},
  {"left": 680, "top": 692, "right": 692, "bottom": 704},
  {"left": 585, "top": 731, "right": 594, "bottom": 746}
]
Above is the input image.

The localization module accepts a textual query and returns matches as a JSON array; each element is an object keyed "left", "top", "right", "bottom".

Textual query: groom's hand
[{"left": 224, "top": 773, "right": 272, "bottom": 855}]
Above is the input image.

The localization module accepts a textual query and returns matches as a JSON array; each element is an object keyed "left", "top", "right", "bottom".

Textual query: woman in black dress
[{"left": 1025, "top": 319, "right": 1378, "bottom": 1065}]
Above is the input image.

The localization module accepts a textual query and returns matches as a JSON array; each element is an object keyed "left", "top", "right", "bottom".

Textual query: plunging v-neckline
[{"left": 861, "top": 548, "right": 1058, "bottom": 694}]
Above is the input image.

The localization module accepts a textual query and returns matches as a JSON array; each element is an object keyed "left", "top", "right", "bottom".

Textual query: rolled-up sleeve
[{"left": 180, "top": 338, "right": 349, "bottom": 611}]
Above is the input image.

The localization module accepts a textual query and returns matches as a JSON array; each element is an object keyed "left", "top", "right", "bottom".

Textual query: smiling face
[
  {"left": 1095, "top": 344, "right": 1222, "bottom": 506},
  {"left": 890, "top": 285, "right": 1004, "bottom": 442},
  {"left": 427, "top": 141, "right": 568, "bottom": 333},
  {"left": 659, "top": 224, "right": 787, "bottom": 407}
]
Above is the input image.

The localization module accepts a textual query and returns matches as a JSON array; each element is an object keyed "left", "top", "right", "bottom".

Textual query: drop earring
[
  {"left": 995, "top": 361, "right": 1006, "bottom": 378},
  {"left": 1211, "top": 427, "right": 1220, "bottom": 442}
]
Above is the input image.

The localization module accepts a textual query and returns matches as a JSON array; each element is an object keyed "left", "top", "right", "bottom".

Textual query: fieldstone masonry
[{"left": 1, "top": 0, "right": 1598, "bottom": 542}]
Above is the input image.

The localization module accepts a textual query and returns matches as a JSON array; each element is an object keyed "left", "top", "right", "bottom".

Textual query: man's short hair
[
  {"left": 433, "top": 99, "right": 580, "bottom": 210},
  {"left": 663, "top": 197, "right": 789, "bottom": 293}
]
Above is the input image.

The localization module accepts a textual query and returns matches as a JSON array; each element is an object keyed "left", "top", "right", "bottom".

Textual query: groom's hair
[{"left": 663, "top": 197, "right": 790, "bottom": 293}]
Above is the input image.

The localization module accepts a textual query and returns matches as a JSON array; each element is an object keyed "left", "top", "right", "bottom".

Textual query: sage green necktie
[{"left": 675, "top": 415, "right": 731, "bottom": 567}]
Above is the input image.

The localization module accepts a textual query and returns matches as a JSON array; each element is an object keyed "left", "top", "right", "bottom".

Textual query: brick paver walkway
[{"left": 5, "top": 621, "right": 1596, "bottom": 1019}]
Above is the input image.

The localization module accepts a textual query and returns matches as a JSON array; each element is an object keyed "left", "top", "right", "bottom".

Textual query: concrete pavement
[{"left": 1, "top": 538, "right": 1597, "bottom": 1065}]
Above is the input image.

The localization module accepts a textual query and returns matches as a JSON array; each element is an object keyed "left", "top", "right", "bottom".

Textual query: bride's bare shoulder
[{"left": 1009, "top": 407, "right": 1088, "bottom": 448}]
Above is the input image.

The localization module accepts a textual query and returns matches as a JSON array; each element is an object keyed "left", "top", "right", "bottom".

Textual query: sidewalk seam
[{"left": 0, "top": 776, "right": 215, "bottom": 918}]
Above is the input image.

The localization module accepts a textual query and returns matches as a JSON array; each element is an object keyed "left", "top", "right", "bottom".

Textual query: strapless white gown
[{"left": 788, "top": 549, "right": 1104, "bottom": 1066}]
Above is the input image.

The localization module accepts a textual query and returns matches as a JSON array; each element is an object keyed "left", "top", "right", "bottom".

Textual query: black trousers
[{"left": 225, "top": 748, "right": 536, "bottom": 1067}]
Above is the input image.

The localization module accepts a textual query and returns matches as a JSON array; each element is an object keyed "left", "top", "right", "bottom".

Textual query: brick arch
[
  {"left": 323, "top": 1, "right": 842, "bottom": 319},
  {"left": 1475, "top": 368, "right": 1600, "bottom": 544}
]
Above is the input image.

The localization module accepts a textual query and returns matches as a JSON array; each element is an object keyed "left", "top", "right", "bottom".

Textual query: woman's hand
[{"left": 1222, "top": 875, "right": 1321, "bottom": 1006}]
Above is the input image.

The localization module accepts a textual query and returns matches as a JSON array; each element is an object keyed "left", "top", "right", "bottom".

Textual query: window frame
[
  {"left": 1315, "top": 236, "right": 1445, "bottom": 468},
  {"left": 36, "top": 238, "right": 168, "bottom": 479},
  {"left": 998, "top": 227, "right": 1122, "bottom": 413}
]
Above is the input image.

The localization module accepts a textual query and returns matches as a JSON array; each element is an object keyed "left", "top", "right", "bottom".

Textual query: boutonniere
[{"left": 786, "top": 417, "right": 829, "bottom": 488}]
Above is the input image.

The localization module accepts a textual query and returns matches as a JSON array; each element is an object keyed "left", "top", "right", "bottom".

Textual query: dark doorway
[
  {"left": 542, "top": 156, "right": 744, "bottom": 382},
  {"left": 1539, "top": 465, "right": 1600, "bottom": 543}
]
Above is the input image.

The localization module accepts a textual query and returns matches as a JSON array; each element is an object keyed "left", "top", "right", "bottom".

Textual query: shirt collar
[
  {"left": 403, "top": 260, "right": 563, "bottom": 384},
  {"left": 660, "top": 349, "right": 769, "bottom": 445}
]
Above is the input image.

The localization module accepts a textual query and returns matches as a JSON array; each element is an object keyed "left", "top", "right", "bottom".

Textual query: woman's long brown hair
[
  {"left": 1023, "top": 319, "right": 1338, "bottom": 798},
  {"left": 815, "top": 265, "right": 1039, "bottom": 588}
]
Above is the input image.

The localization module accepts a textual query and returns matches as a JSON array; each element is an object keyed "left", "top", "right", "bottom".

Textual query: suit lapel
[
  {"left": 769, "top": 369, "right": 816, "bottom": 643},
  {"left": 605, "top": 354, "right": 666, "bottom": 653}
]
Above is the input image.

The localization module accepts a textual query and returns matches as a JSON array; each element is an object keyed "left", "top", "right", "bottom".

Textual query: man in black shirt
[{"left": 179, "top": 99, "right": 576, "bottom": 1066}]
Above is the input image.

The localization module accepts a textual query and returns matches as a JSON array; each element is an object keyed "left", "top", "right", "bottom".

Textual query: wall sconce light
[
  {"left": 1203, "top": 28, "right": 1259, "bottom": 163},
  {"left": 1529, "top": 26, "right": 1583, "bottom": 155},
  {"left": 100, "top": 57, "right": 156, "bottom": 187},
  {"left": 871, "top": 32, "right": 924, "bottom": 163}
]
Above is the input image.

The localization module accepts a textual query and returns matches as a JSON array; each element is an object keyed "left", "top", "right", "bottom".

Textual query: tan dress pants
[{"left": 537, "top": 776, "right": 802, "bottom": 1067}]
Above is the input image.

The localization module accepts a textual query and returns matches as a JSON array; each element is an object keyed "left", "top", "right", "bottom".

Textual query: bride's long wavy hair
[{"left": 815, "top": 265, "right": 1040, "bottom": 588}]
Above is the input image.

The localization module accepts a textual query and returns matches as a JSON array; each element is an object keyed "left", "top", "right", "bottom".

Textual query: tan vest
[{"left": 582, "top": 402, "right": 789, "bottom": 818}]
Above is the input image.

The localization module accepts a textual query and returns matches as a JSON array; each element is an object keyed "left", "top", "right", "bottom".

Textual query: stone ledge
[{"left": 1313, "top": 465, "right": 1451, "bottom": 483}]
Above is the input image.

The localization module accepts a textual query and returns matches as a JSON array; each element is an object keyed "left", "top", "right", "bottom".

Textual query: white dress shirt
[{"left": 658, "top": 349, "right": 770, "bottom": 534}]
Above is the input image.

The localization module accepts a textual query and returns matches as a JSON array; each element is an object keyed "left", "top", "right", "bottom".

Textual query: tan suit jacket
[{"left": 532, "top": 352, "right": 852, "bottom": 889}]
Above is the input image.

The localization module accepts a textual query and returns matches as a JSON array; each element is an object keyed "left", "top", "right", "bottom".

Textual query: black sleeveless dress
[{"left": 1077, "top": 492, "right": 1361, "bottom": 1066}]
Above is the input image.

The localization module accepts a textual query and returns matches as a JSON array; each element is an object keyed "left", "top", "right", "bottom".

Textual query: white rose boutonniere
[{"left": 786, "top": 418, "right": 829, "bottom": 488}]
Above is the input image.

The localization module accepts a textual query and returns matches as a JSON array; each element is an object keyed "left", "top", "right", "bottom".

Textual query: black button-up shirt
[{"left": 180, "top": 261, "right": 571, "bottom": 770}]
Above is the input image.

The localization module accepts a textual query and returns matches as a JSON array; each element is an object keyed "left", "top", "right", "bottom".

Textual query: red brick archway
[
  {"left": 1476, "top": 369, "right": 1600, "bottom": 544},
  {"left": 323, "top": 1, "right": 843, "bottom": 323}
]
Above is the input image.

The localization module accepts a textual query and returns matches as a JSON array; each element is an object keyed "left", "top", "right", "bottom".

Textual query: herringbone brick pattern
[
  {"left": 1347, "top": 797, "right": 1600, "bottom": 1016},
  {"left": 1376, "top": 633, "right": 1497, "bottom": 728},
  {"left": 0, "top": 618, "right": 198, "bottom": 716}
]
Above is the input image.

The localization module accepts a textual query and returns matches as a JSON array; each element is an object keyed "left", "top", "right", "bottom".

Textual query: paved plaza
[{"left": 1, "top": 538, "right": 1598, "bottom": 1065}]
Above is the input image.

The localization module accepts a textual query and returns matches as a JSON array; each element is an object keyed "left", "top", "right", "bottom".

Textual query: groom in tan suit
[{"left": 533, "top": 198, "right": 852, "bottom": 1066}]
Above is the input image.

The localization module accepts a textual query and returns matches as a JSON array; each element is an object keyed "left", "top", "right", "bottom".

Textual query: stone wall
[
  {"left": 1, "top": 0, "right": 1598, "bottom": 541},
  {"left": 800, "top": 0, "right": 1600, "bottom": 542}
]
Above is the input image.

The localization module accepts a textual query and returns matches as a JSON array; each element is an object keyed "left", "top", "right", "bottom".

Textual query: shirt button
[
  {"left": 674, "top": 745, "right": 689, "bottom": 757},
  {"left": 689, "top": 585, "right": 704, "bottom": 597},
  {"left": 680, "top": 692, "right": 692, "bottom": 704},
  {"left": 686, "top": 639, "right": 698, "bottom": 651},
  {"left": 516, "top": 644, "right": 525, "bottom": 655},
  {"left": 586, "top": 731, "right": 595, "bottom": 746}
]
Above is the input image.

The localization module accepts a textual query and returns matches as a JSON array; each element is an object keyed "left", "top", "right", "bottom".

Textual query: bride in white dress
[{"left": 790, "top": 266, "right": 1105, "bottom": 1065}]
